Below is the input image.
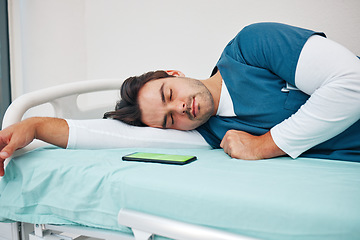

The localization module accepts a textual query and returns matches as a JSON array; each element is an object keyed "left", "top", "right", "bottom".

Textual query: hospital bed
[{"left": 1, "top": 79, "right": 360, "bottom": 240}]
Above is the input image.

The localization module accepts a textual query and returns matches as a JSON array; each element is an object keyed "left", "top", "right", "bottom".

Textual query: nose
[{"left": 169, "top": 100, "right": 186, "bottom": 115}]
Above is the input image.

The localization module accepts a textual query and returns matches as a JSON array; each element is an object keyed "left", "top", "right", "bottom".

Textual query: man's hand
[
  {"left": 0, "top": 117, "right": 69, "bottom": 176},
  {"left": 220, "top": 130, "right": 285, "bottom": 160},
  {"left": 0, "top": 119, "right": 36, "bottom": 176}
]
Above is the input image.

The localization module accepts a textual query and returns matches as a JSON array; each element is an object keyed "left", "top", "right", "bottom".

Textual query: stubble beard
[{"left": 188, "top": 80, "right": 215, "bottom": 127}]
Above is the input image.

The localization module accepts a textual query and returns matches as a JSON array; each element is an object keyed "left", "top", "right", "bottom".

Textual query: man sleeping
[{"left": 1, "top": 22, "right": 360, "bottom": 176}]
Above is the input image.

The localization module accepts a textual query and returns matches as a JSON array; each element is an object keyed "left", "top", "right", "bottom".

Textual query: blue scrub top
[{"left": 196, "top": 22, "right": 360, "bottom": 162}]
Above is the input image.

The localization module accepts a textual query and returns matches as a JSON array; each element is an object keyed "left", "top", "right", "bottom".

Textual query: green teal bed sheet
[{"left": 0, "top": 147, "right": 360, "bottom": 240}]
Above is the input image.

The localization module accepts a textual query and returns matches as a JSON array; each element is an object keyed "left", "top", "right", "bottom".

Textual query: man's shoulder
[{"left": 238, "top": 22, "right": 314, "bottom": 39}]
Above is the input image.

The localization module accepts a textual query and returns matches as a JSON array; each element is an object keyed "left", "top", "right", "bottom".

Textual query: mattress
[{"left": 0, "top": 147, "right": 359, "bottom": 239}]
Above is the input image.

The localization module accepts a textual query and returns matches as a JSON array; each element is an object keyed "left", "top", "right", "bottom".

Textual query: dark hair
[{"left": 103, "top": 70, "right": 175, "bottom": 126}]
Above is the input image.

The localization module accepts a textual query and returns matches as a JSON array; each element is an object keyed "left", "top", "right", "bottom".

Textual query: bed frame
[{"left": 0, "top": 79, "right": 253, "bottom": 240}]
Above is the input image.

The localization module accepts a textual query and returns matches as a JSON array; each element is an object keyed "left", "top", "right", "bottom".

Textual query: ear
[{"left": 165, "top": 70, "right": 185, "bottom": 77}]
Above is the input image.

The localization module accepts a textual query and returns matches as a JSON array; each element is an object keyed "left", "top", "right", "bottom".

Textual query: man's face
[{"left": 138, "top": 77, "right": 215, "bottom": 130}]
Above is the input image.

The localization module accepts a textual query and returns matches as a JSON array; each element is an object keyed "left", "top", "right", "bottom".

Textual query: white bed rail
[
  {"left": 2, "top": 78, "right": 122, "bottom": 129},
  {"left": 118, "top": 209, "right": 256, "bottom": 240}
]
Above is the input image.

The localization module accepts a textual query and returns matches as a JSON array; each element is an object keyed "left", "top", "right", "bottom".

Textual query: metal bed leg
[
  {"left": 29, "top": 224, "right": 134, "bottom": 240},
  {"left": 0, "top": 222, "right": 21, "bottom": 240},
  {"left": 20, "top": 223, "right": 34, "bottom": 240},
  {"left": 29, "top": 224, "right": 72, "bottom": 240},
  {"left": 29, "top": 224, "right": 48, "bottom": 240}
]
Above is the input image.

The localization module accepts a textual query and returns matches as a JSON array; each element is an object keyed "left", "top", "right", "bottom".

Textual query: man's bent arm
[
  {"left": 271, "top": 36, "right": 360, "bottom": 158},
  {"left": 220, "top": 130, "right": 286, "bottom": 160},
  {"left": 230, "top": 24, "right": 359, "bottom": 159},
  {"left": 0, "top": 117, "right": 69, "bottom": 176}
]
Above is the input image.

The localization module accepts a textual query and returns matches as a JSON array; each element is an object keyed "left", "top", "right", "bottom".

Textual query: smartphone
[{"left": 122, "top": 152, "right": 197, "bottom": 165}]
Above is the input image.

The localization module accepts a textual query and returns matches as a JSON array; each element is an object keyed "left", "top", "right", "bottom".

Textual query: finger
[
  {"left": 0, "top": 145, "right": 14, "bottom": 160},
  {"left": 221, "top": 141, "right": 232, "bottom": 158},
  {"left": 0, "top": 158, "right": 4, "bottom": 176},
  {"left": 220, "top": 131, "right": 231, "bottom": 148},
  {"left": 220, "top": 137, "right": 226, "bottom": 151},
  {"left": 0, "top": 144, "right": 15, "bottom": 177},
  {"left": 227, "top": 150, "right": 232, "bottom": 158},
  {"left": 0, "top": 129, "right": 9, "bottom": 160}
]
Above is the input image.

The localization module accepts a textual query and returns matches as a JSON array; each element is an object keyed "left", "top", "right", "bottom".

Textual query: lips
[{"left": 192, "top": 97, "right": 196, "bottom": 118}]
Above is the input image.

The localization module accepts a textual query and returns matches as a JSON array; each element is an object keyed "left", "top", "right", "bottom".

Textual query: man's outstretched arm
[{"left": 0, "top": 117, "right": 69, "bottom": 176}]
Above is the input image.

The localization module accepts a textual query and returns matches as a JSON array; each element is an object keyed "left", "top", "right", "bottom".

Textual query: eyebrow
[
  {"left": 160, "top": 83, "right": 165, "bottom": 103},
  {"left": 160, "top": 83, "right": 167, "bottom": 128}
]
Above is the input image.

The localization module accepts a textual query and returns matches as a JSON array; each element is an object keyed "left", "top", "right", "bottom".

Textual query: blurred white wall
[{"left": 8, "top": 0, "right": 360, "bottom": 100}]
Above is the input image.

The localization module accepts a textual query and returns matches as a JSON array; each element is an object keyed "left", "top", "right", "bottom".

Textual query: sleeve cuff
[
  {"left": 270, "top": 126, "right": 303, "bottom": 159},
  {"left": 65, "top": 119, "right": 77, "bottom": 149}
]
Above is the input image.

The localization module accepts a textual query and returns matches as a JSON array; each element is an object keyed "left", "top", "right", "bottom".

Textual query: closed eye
[
  {"left": 169, "top": 89, "right": 173, "bottom": 101},
  {"left": 170, "top": 113, "right": 174, "bottom": 125}
]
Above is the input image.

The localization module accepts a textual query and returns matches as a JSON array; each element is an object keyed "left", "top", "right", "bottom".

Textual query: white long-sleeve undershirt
[{"left": 271, "top": 35, "right": 360, "bottom": 158}]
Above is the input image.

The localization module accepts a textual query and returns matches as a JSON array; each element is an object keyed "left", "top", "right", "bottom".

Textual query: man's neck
[{"left": 200, "top": 71, "right": 223, "bottom": 115}]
